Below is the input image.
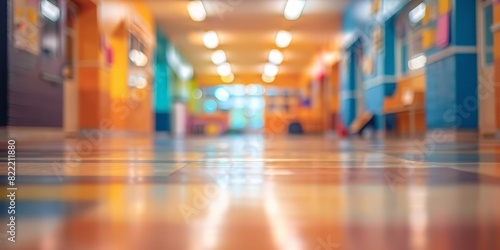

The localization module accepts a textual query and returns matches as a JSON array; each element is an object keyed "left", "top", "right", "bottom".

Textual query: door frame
[
  {"left": 63, "top": 1, "right": 79, "bottom": 134},
  {"left": 476, "top": 0, "right": 496, "bottom": 137}
]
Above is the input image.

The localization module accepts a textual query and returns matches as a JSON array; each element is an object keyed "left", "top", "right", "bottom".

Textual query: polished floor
[{"left": 1, "top": 134, "right": 500, "bottom": 250}]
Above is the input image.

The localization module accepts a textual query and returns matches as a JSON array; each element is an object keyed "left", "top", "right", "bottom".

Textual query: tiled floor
[{"left": 1, "top": 135, "right": 500, "bottom": 250}]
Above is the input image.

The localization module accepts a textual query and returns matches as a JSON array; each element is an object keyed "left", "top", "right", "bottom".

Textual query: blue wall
[
  {"left": 425, "top": 0, "right": 478, "bottom": 130},
  {"left": 340, "top": 0, "right": 398, "bottom": 130},
  {"left": 154, "top": 29, "right": 173, "bottom": 132}
]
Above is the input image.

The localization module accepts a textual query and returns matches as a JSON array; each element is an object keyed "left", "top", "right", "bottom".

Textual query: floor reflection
[{"left": 0, "top": 136, "right": 499, "bottom": 249}]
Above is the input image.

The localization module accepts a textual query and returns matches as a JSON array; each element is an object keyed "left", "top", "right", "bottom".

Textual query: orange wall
[
  {"left": 77, "top": 3, "right": 108, "bottom": 129},
  {"left": 100, "top": 2, "right": 155, "bottom": 133},
  {"left": 76, "top": 1, "right": 155, "bottom": 132}
]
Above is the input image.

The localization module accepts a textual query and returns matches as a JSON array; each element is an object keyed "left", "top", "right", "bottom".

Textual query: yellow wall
[{"left": 100, "top": 1, "right": 155, "bottom": 132}]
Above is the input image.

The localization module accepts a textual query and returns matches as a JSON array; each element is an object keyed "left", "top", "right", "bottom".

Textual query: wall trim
[
  {"left": 426, "top": 46, "right": 477, "bottom": 65},
  {"left": 364, "top": 75, "right": 396, "bottom": 90},
  {"left": 7, "top": 126, "right": 66, "bottom": 139}
]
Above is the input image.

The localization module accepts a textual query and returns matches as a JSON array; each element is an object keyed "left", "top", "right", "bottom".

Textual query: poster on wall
[{"left": 13, "top": 0, "right": 40, "bottom": 55}]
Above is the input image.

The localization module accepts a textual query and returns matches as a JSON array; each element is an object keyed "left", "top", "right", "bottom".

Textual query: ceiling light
[
  {"left": 221, "top": 73, "right": 235, "bottom": 83},
  {"left": 262, "top": 74, "right": 275, "bottom": 83},
  {"left": 217, "top": 63, "right": 232, "bottom": 76},
  {"left": 268, "top": 49, "right": 284, "bottom": 65},
  {"left": 211, "top": 50, "right": 227, "bottom": 65},
  {"left": 203, "top": 31, "right": 219, "bottom": 49},
  {"left": 275, "top": 30, "right": 292, "bottom": 48},
  {"left": 264, "top": 62, "right": 279, "bottom": 76},
  {"left": 284, "top": 0, "right": 306, "bottom": 20},
  {"left": 187, "top": 1, "right": 206, "bottom": 22}
]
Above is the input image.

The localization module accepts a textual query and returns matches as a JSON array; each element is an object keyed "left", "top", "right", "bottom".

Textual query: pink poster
[{"left": 436, "top": 12, "right": 450, "bottom": 49}]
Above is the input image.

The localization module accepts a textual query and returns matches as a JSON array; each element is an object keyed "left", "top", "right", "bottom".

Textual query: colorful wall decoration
[{"left": 13, "top": 0, "right": 40, "bottom": 55}]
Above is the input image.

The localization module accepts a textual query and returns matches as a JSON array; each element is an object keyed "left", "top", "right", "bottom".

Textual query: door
[
  {"left": 477, "top": 0, "right": 496, "bottom": 136},
  {"left": 63, "top": 2, "right": 78, "bottom": 134}
]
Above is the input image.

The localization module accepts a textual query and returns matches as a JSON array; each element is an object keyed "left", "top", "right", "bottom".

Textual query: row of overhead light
[
  {"left": 262, "top": 0, "right": 305, "bottom": 83},
  {"left": 187, "top": 1, "right": 234, "bottom": 83},
  {"left": 187, "top": 0, "right": 306, "bottom": 84}
]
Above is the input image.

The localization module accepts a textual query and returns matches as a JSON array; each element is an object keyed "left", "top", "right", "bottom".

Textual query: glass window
[{"left": 483, "top": 3, "right": 494, "bottom": 66}]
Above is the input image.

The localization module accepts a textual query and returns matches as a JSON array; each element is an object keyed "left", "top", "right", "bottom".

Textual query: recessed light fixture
[
  {"left": 262, "top": 74, "right": 275, "bottom": 83},
  {"left": 275, "top": 30, "right": 292, "bottom": 48},
  {"left": 211, "top": 50, "right": 227, "bottom": 65},
  {"left": 264, "top": 62, "right": 279, "bottom": 76},
  {"left": 284, "top": 0, "right": 306, "bottom": 20},
  {"left": 221, "top": 73, "right": 235, "bottom": 83},
  {"left": 203, "top": 31, "right": 219, "bottom": 49},
  {"left": 268, "top": 49, "right": 284, "bottom": 65},
  {"left": 217, "top": 63, "right": 232, "bottom": 76},
  {"left": 187, "top": 1, "right": 206, "bottom": 22}
]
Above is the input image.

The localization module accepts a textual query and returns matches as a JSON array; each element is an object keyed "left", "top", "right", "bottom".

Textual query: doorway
[
  {"left": 477, "top": 0, "right": 496, "bottom": 137},
  {"left": 63, "top": 2, "right": 79, "bottom": 134}
]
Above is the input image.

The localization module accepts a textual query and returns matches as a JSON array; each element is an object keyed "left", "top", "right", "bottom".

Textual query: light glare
[{"left": 284, "top": 0, "right": 306, "bottom": 20}]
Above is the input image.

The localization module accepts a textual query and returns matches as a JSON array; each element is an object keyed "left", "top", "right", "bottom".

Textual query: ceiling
[{"left": 144, "top": 0, "right": 347, "bottom": 85}]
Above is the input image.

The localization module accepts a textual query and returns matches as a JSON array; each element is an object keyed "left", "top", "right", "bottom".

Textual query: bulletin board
[{"left": 13, "top": 0, "right": 40, "bottom": 55}]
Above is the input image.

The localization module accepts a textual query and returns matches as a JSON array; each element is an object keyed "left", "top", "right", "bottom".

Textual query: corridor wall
[
  {"left": 0, "top": 0, "right": 7, "bottom": 127},
  {"left": 5, "top": 0, "right": 67, "bottom": 127},
  {"left": 154, "top": 29, "right": 173, "bottom": 132}
]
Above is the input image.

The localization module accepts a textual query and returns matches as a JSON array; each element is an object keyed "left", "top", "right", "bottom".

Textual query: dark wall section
[
  {"left": 0, "top": 0, "right": 8, "bottom": 127},
  {"left": 7, "top": 0, "right": 65, "bottom": 127}
]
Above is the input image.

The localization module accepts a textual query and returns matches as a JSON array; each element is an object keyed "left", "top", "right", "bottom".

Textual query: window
[
  {"left": 396, "top": 1, "right": 426, "bottom": 75},
  {"left": 482, "top": 2, "right": 494, "bottom": 66}
]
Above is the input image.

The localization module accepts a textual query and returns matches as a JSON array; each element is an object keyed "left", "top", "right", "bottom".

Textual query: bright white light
[
  {"left": 408, "top": 54, "right": 427, "bottom": 70},
  {"left": 275, "top": 30, "right": 292, "bottom": 48},
  {"left": 409, "top": 3, "right": 426, "bottom": 25},
  {"left": 179, "top": 64, "right": 194, "bottom": 80},
  {"left": 211, "top": 50, "right": 227, "bottom": 65},
  {"left": 203, "top": 31, "right": 219, "bottom": 49},
  {"left": 262, "top": 74, "right": 275, "bottom": 83},
  {"left": 217, "top": 63, "right": 232, "bottom": 76},
  {"left": 264, "top": 62, "right": 279, "bottom": 76},
  {"left": 221, "top": 73, "right": 234, "bottom": 83},
  {"left": 42, "top": 0, "right": 61, "bottom": 22},
  {"left": 284, "top": 0, "right": 306, "bottom": 20},
  {"left": 129, "top": 49, "right": 148, "bottom": 67},
  {"left": 268, "top": 49, "right": 284, "bottom": 65},
  {"left": 214, "top": 87, "right": 230, "bottom": 102},
  {"left": 187, "top": 1, "right": 206, "bottom": 22}
]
